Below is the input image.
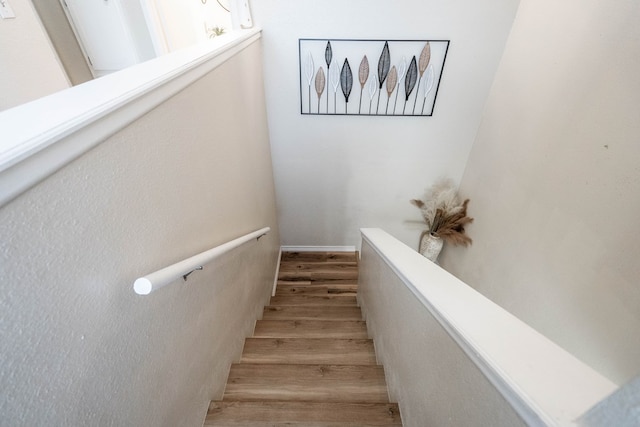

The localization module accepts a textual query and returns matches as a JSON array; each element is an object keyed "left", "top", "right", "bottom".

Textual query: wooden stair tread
[
  {"left": 205, "top": 250, "right": 401, "bottom": 426},
  {"left": 205, "top": 401, "right": 402, "bottom": 426},
  {"left": 224, "top": 364, "right": 389, "bottom": 403},
  {"left": 278, "top": 271, "right": 358, "bottom": 281},
  {"left": 241, "top": 338, "right": 376, "bottom": 365},
  {"left": 254, "top": 320, "right": 368, "bottom": 339},
  {"left": 278, "top": 259, "right": 359, "bottom": 282},
  {"left": 278, "top": 278, "right": 359, "bottom": 285},
  {"left": 279, "top": 262, "right": 358, "bottom": 270},
  {"left": 281, "top": 251, "right": 358, "bottom": 263},
  {"left": 276, "top": 283, "right": 358, "bottom": 296},
  {"left": 269, "top": 294, "right": 358, "bottom": 306},
  {"left": 262, "top": 305, "right": 363, "bottom": 321}
]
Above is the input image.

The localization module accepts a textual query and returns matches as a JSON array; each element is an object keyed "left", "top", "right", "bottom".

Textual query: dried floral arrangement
[{"left": 410, "top": 179, "right": 473, "bottom": 246}]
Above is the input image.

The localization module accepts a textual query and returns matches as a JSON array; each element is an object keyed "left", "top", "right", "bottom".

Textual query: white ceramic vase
[{"left": 419, "top": 231, "right": 443, "bottom": 262}]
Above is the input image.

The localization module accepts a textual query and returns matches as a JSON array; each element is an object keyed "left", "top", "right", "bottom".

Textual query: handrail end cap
[{"left": 134, "top": 278, "right": 153, "bottom": 295}]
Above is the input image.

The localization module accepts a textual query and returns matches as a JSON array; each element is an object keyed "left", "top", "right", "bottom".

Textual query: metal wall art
[{"left": 299, "top": 38, "right": 449, "bottom": 116}]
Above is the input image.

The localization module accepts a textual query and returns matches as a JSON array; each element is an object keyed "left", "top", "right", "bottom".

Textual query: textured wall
[
  {"left": 0, "top": 0, "right": 69, "bottom": 111},
  {"left": 0, "top": 40, "right": 280, "bottom": 426},
  {"left": 358, "top": 238, "right": 526, "bottom": 427},
  {"left": 252, "top": 0, "right": 521, "bottom": 248},
  {"left": 441, "top": 0, "right": 640, "bottom": 384}
]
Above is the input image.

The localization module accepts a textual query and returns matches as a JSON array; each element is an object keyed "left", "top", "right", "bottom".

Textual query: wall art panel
[{"left": 299, "top": 38, "right": 449, "bottom": 116}]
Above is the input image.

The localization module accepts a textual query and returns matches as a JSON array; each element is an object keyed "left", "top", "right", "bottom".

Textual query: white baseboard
[
  {"left": 271, "top": 247, "right": 282, "bottom": 296},
  {"left": 281, "top": 245, "right": 357, "bottom": 252}
]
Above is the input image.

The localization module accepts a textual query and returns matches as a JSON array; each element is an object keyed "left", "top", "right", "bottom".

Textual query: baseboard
[
  {"left": 271, "top": 247, "right": 282, "bottom": 297},
  {"left": 281, "top": 245, "right": 357, "bottom": 252}
]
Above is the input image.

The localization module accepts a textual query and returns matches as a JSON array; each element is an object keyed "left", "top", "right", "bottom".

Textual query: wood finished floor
[{"left": 204, "top": 251, "right": 402, "bottom": 426}]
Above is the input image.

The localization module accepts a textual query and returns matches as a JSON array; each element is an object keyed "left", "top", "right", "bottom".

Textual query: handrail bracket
[{"left": 183, "top": 266, "right": 203, "bottom": 281}]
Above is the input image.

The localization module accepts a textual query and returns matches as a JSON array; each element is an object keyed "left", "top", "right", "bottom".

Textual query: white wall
[
  {"left": 0, "top": 0, "right": 69, "bottom": 110},
  {"left": 441, "top": 0, "right": 640, "bottom": 384},
  {"left": 252, "top": 0, "right": 521, "bottom": 248},
  {"left": 0, "top": 40, "right": 280, "bottom": 426}
]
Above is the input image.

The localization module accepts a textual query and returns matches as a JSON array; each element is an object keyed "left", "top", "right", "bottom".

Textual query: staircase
[{"left": 205, "top": 251, "right": 402, "bottom": 426}]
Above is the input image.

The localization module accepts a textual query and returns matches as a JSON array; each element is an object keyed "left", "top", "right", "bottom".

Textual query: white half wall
[
  {"left": 0, "top": 0, "right": 69, "bottom": 110},
  {"left": 358, "top": 233, "right": 526, "bottom": 427},
  {"left": 0, "top": 39, "right": 280, "bottom": 426},
  {"left": 359, "top": 229, "right": 616, "bottom": 427},
  {"left": 252, "top": 0, "right": 521, "bottom": 248},
  {"left": 441, "top": 0, "right": 640, "bottom": 384}
]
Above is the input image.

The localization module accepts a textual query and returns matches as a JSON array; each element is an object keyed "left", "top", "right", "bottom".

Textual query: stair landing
[{"left": 204, "top": 251, "right": 402, "bottom": 426}]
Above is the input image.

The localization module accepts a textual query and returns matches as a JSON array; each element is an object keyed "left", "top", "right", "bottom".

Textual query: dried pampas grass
[{"left": 410, "top": 179, "right": 473, "bottom": 246}]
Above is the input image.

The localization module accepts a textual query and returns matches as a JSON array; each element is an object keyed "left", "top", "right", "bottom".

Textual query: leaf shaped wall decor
[
  {"left": 325, "top": 42, "right": 332, "bottom": 112},
  {"left": 418, "top": 42, "right": 431, "bottom": 77},
  {"left": 385, "top": 66, "right": 398, "bottom": 114},
  {"left": 340, "top": 58, "right": 353, "bottom": 103},
  {"left": 405, "top": 56, "right": 418, "bottom": 101},
  {"left": 305, "top": 52, "right": 314, "bottom": 85},
  {"left": 315, "top": 67, "right": 326, "bottom": 98},
  {"left": 377, "top": 41, "right": 390, "bottom": 89},
  {"left": 413, "top": 43, "right": 432, "bottom": 114},
  {"left": 358, "top": 55, "right": 369, "bottom": 114},
  {"left": 386, "top": 66, "right": 397, "bottom": 97},
  {"left": 367, "top": 74, "right": 378, "bottom": 114},
  {"left": 359, "top": 56, "right": 369, "bottom": 88},
  {"left": 424, "top": 64, "right": 435, "bottom": 97},
  {"left": 330, "top": 59, "right": 340, "bottom": 113},
  {"left": 393, "top": 57, "right": 407, "bottom": 114},
  {"left": 325, "top": 41, "right": 332, "bottom": 67},
  {"left": 368, "top": 74, "right": 378, "bottom": 100},
  {"left": 420, "top": 64, "right": 436, "bottom": 115},
  {"left": 330, "top": 60, "right": 340, "bottom": 92},
  {"left": 397, "top": 56, "right": 407, "bottom": 83},
  {"left": 315, "top": 67, "right": 326, "bottom": 113}
]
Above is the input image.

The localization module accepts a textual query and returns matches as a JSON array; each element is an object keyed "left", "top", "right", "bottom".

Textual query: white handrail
[{"left": 133, "top": 227, "right": 270, "bottom": 295}]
